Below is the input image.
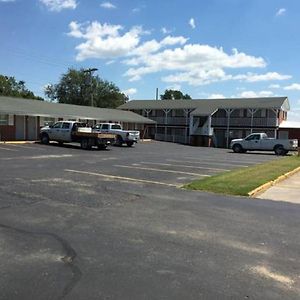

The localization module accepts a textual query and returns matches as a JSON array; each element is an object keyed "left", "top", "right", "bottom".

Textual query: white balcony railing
[
  {"left": 149, "top": 116, "right": 188, "bottom": 125},
  {"left": 211, "top": 117, "right": 277, "bottom": 127}
]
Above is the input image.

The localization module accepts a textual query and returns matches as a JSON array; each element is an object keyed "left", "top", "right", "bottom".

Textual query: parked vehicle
[
  {"left": 93, "top": 123, "right": 140, "bottom": 147},
  {"left": 230, "top": 133, "right": 298, "bottom": 155},
  {"left": 40, "top": 121, "right": 115, "bottom": 150}
]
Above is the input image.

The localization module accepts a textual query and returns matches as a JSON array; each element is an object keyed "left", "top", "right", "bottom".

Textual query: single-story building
[
  {"left": 119, "top": 97, "right": 290, "bottom": 148},
  {"left": 278, "top": 120, "right": 300, "bottom": 143},
  {"left": 0, "top": 96, "right": 155, "bottom": 141}
]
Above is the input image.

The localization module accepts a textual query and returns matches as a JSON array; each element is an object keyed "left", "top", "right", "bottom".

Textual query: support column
[
  {"left": 184, "top": 109, "right": 192, "bottom": 144},
  {"left": 225, "top": 109, "right": 234, "bottom": 148},
  {"left": 272, "top": 109, "right": 279, "bottom": 138},
  {"left": 248, "top": 108, "right": 258, "bottom": 134},
  {"left": 163, "top": 109, "right": 171, "bottom": 141},
  {"left": 144, "top": 109, "right": 152, "bottom": 118}
]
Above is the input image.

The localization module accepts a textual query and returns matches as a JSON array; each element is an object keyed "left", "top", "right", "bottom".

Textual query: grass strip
[{"left": 184, "top": 155, "right": 300, "bottom": 196}]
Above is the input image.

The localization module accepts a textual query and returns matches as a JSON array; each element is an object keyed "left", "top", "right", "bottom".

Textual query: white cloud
[
  {"left": 189, "top": 18, "right": 196, "bottom": 29},
  {"left": 269, "top": 84, "right": 281, "bottom": 89},
  {"left": 100, "top": 2, "right": 116, "bottom": 9},
  {"left": 166, "top": 84, "right": 181, "bottom": 91},
  {"left": 132, "top": 4, "right": 145, "bottom": 13},
  {"left": 239, "top": 90, "right": 274, "bottom": 98},
  {"left": 40, "top": 0, "right": 77, "bottom": 11},
  {"left": 160, "top": 35, "right": 188, "bottom": 46},
  {"left": 122, "top": 88, "right": 137, "bottom": 96},
  {"left": 276, "top": 8, "right": 286, "bottom": 16},
  {"left": 105, "top": 60, "right": 115, "bottom": 65},
  {"left": 68, "top": 20, "right": 288, "bottom": 87},
  {"left": 68, "top": 21, "right": 143, "bottom": 60},
  {"left": 235, "top": 72, "right": 291, "bottom": 82},
  {"left": 161, "top": 27, "right": 172, "bottom": 34},
  {"left": 284, "top": 83, "right": 300, "bottom": 91},
  {"left": 125, "top": 35, "right": 187, "bottom": 60},
  {"left": 208, "top": 94, "right": 226, "bottom": 99},
  {"left": 126, "top": 45, "right": 266, "bottom": 84},
  {"left": 0, "top": 0, "right": 16, "bottom": 2}
]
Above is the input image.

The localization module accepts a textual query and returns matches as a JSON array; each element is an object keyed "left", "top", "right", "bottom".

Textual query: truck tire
[
  {"left": 41, "top": 133, "right": 49, "bottom": 144},
  {"left": 81, "top": 139, "right": 91, "bottom": 150},
  {"left": 274, "top": 145, "right": 285, "bottom": 156},
  {"left": 98, "top": 144, "right": 107, "bottom": 150},
  {"left": 115, "top": 135, "right": 123, "bottom": 147},
  {"left": 126, "top": 141, "right": 134, "bottom": 147},
  {"left": 232, "top": 144, "right": 243, "bottom": 153}
]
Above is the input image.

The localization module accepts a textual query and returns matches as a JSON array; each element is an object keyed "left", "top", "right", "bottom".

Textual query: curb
[
  {"left": 248, "top": 165, "right": 300, "bottom": 197},
  {"left": 0, "top": 141, "right": 38, "bottom": 144},
  {"left": 140, "top": 139, "right": 152, "bottom": 142}
]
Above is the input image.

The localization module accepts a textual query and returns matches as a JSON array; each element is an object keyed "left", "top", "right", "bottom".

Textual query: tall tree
[
  {"left": 160, "top": 89, "right": 192, "bottom": 100},
  {"left": 45, "top": 68, "right": 128, "bottom": 108},
  {"left": 0, "top": 75, "right": 43, "bottom": 100}
]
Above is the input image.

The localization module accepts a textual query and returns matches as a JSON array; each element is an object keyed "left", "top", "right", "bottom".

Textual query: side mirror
[{"left": 49, "top": 124, "right": 53, "bottom": 128}]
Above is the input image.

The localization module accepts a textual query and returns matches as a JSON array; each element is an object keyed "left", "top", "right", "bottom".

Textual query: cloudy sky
[{"left": 1, "top": 0, "right": 300, "bottom": 120}]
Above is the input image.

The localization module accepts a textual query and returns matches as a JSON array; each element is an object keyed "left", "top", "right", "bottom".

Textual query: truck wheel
[
  {"left": 41, "top": 133, "right": 49, "bottom": 144},
  {"left": 115, "top": 136, "right": 123, "bottom": 147},
  {"left": 81, "top": 139, "right": 90, "bottom": 150},
  {"left": 126, "top": 141, "right": 134, "bottom": 147},
  {"left": 232, "top": 144, "right": 243, "bottom": 153},
  {"left": 274, "top": 145, "right": 285, "bottom": 156},
  {"left": 98, "top": 144, "right": 107, "bottom": 150}
]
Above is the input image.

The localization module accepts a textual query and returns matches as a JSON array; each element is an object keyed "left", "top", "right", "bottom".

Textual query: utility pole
[
  {"left": 83, "top": 68, "right": 98, "bottom": 106},
  {"left": 155, "top": 88, "right": 159, "bottom": 100}
]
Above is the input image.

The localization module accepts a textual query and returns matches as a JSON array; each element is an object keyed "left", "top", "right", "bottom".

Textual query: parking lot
[
  {"left": 0, "top": 141, "right": 299, "bottom": 300},
  {"left": 0, "top": 140, "right": 279, "bottom": 188}
]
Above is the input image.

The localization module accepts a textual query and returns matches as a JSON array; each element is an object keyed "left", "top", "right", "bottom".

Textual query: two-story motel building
[{"left": 119, "top": 97, "right": 290, "bottom": 148}]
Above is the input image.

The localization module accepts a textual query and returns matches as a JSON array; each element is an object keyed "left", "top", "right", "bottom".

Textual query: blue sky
[{"left": 1, "top": 0, "right": 300, "bottom": 121}]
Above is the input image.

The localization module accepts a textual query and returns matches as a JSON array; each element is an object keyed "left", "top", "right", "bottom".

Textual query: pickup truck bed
[{"left": 40, "top": 121, "right": 116, "bottom": 150}]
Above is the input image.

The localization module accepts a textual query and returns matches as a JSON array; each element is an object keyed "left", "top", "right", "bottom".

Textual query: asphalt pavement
[{"left": 0, "top": 141, "right": 299, "bottom": 300}]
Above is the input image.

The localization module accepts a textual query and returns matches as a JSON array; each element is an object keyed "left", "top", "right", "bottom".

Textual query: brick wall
[{"left": 0, "top": 125, "right": 16, "bottom": 141}]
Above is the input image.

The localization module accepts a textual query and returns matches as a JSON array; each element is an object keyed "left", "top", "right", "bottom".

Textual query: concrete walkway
[{"left": 257, "top": 171, "right": 300, "bottom": 204}]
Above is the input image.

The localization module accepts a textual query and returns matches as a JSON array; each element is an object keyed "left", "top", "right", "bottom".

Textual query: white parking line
[
  {"left": 6, "top": 144, "right": 46, "bottom": 150},
  {"left": 0, "top": 146, "right": 18, "bottom": 152},
  {"left": 185, "top": 156, "right": 260, "bottom": 165},
  {"left": 1, "top": 154, "right": 73, "bottom": 160},
  {"left": 114, "top": 164, "right": 210, "bottom": 177},
  {"left": 139, "top": 161, "right": 229, "bottom": 172},
  {"left": 64, "top": 169, "right": 179, "bottom": 187},
  {"left": 170, "top": 158, "right": 249, "bottom": 168}
]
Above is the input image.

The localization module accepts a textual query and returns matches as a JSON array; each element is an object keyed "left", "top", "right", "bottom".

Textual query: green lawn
[{"left": 184, "top": 155, "right": 300, "bottom": 196}]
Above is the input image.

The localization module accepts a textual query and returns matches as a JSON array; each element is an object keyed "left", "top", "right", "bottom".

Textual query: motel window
[
  {"left": 0, "top": 114, "right": 9, "bottom": 125},
  {"left": 43, "top": 117, "right": 55, "bottom": 127}
]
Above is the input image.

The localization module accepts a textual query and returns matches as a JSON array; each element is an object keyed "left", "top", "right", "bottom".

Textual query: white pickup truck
[
  {"left": 230, "top": 133, "right": 298, "bottom": 155},
  {"left": 40, "top": 121, "right": 115, "bottom": 150},
  {"left": 93, "top": 123, "right": 140, "bottom": 147}
]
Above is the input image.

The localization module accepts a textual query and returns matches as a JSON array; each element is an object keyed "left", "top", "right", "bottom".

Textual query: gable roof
[
  {"left": 119, "top": 97, "right": 290, "bottom": 116},
  {"left": 0, "top": 96, "right": 155, "bottom": 124}
]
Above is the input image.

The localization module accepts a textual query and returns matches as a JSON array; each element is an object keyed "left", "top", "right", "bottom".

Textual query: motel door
[
  {"left": 15, "top": 115, "right": 25, "bottom": 140},
  {"left": 27, "top": 116, "right": 37, "bottom": 140}
]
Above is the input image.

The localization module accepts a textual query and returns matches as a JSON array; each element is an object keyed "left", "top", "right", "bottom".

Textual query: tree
[
  {"left": 160, "top": 89, "right": 192, "bottom": 100},
  {"left": 45, "top": 68, "right": 128, "bottom": 108},
  {"left": 0, "top": 75, "right": 43, "bottom": 100}
]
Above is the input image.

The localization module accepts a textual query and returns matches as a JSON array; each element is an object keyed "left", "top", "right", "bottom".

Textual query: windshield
[{"left": 111, "top": 125, "right": 122, "bottom": 130}]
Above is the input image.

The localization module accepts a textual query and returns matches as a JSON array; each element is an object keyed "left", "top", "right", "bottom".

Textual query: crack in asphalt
[{"left": 0, "top": 223, "right": 82, "bottom": 299}]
